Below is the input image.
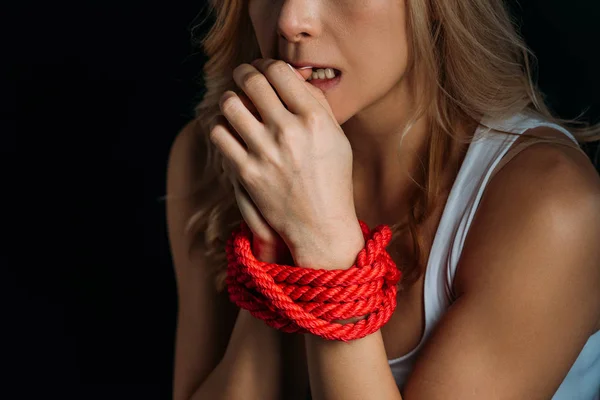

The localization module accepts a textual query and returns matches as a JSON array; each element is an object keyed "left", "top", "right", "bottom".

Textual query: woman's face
[{"left": 248, "top": 0, "right": 411, "bottom": 124}]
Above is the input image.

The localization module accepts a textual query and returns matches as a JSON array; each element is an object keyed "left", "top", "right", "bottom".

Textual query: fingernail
[{"left": 287, "top": 63, "right": 305, "bottom": 80}]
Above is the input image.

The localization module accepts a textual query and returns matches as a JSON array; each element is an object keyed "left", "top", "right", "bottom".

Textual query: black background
[{"left": 8, "top": 1, "right": 599, "bottom": 398}]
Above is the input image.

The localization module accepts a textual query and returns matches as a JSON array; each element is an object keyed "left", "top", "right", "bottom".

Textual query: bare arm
[
  {"left": 167, "top": 121, "right": 284, "bottom": 400},
  {"left": 188, "top": 310, "right": 282, "bottom": 400},
  {"left": 301, "top": 142, "right": 600, "bottom": 399}
]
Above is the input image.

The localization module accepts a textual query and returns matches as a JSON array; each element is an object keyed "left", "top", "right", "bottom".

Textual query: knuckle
[
  {"left": 304, "top": 110, "right": 323, "bottom": 127},
  {"left": 267, "top": 60, "right": 287, "bottom": 75},
  {"left": 220, "top": 94, "right": 239, "bottom": 115},
  {"left": 209, "top": 122, "right": 220, "bottom": 140},
  {"left": 232, "top": 64, "right": 246, "bottom": 77},
  {"left": 276, "top": 125, "right": 297, "bottom": 147},
  {"left": 263, "top": 148, "right": 283, "bottom": 168},
  {"left": 209, "top": 130, "right": 220, "bottom": 148},
  {"left": 209, "top": 126, "right": 225, "bottom": 147},
  {"left": 239, "top": 163, "right": 260, "bottom": 185},
  {"left": 243, "top": 71, "right": 266, "bottom": 90}
]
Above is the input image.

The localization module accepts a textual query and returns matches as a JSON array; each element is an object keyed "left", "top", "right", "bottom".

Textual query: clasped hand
[{"left": 210, "top": 59, "right": 363, "bottom": 269}]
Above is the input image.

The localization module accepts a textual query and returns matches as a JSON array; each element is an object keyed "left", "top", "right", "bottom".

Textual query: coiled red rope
[{"left": 225, "top": 221, "right": 401, "bottom": 341}]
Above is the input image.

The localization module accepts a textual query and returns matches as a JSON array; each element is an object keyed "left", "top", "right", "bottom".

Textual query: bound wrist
[
  {"left": 226, "top": 221, "right": 400, "bottom": 341},
  {"left": 252, "top": 236, "right": 292, "bottom": 264},
  {"left": 333, "top": 315, "right": 369, "bottom": 324},
  {"left": 289, "top": 222, "right": 365, "bottom": 270}
]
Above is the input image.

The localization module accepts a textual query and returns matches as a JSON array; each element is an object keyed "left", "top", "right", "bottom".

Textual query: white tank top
[{"left": 387, "top": 112, "right": 600, "bottom": 399}]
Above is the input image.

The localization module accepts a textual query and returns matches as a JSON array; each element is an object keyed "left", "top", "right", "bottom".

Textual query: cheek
[
  {"left": 347, "top": 6, "right": 410, "bottom": 87},
  {"left": 328, "top": 4, "right": 409, "bottom": 121},
  {"left": 333, "top": 0, "right": 409, "bottom": 74}
]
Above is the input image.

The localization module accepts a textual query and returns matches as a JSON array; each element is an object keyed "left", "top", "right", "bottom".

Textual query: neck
[
  {"left": 341, "top": 81, "right": 430, "bottom": 227},
  {"left": 341, "top": 82, "right": 474, "bottom": 228}
]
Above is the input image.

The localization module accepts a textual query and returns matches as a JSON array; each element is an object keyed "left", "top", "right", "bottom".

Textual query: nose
[{"left": 277, "top": 0, "right": 321, "bottom": 43}]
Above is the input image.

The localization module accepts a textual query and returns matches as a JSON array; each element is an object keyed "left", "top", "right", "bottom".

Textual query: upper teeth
[{"left": 307, "top": 68, "right": 336, "bottom": 81}]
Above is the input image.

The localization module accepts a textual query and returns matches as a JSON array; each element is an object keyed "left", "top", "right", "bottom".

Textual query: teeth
[{"left": 307, "top": 68, "right": 337, "bottom": 81}]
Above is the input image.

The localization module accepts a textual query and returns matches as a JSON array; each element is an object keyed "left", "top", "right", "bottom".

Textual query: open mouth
[{"left": 306, "top": 67, "right": 342, "bottom": 81}]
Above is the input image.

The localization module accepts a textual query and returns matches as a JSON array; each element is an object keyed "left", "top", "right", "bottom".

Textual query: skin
[
  {"left": 250, "top": 0, "right": 427, "bottom": 226},
  {"left": 167, "top": 0, "right": 600, "bottom": 399}
]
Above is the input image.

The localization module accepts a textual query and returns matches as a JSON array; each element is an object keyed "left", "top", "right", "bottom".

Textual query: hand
[
  {"left": 210, "top": 58, "right": 364, "bottom": 269},
  {"left": 232, "top": 179, "right": 292, "bottom": 264},
  {"left": 213, "top": 100, "right": 290, "bottom": 265}
]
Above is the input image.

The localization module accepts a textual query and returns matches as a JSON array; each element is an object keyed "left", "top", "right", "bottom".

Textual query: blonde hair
[{"left": 181, "top": 0, "right": 600, "bottom": 290}]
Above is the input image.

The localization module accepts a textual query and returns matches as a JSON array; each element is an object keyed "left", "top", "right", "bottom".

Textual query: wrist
[
  {"left": 333, "top": 314, "right": 368, "bottom": 324},
  {"left": 289, "top": 221, "right": 365, "bottom": 270},
  {"left": 252, "top": 236, "right": 292, "bottom": 264}
]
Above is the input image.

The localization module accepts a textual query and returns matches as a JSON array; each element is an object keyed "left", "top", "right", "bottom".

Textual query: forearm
[
  {"left": 294, "top": 226, "right": 403, "bottom": 400},
  {"left": 191, "top": 238, "right": 293, "bottom": 400},
  {"left": 192, "top": 309, "right": 282, "bottom": 400},
  {"left": 306, "top": 331, "right": 402, "bottom": 400}
]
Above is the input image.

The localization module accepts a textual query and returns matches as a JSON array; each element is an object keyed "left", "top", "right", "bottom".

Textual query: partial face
[{"left": 248, "top": 0, "right": 411, "bottom": 124}]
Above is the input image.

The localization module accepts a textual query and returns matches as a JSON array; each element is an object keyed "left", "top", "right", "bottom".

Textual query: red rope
[{"left": 225, "top": 221, "right": 402, "bottom": 341}]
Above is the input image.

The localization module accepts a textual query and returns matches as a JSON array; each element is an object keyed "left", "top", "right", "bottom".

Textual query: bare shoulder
[
  {"left": 166, "top": 118, "right": 211, "bottom": 275},
  {"left": 166, "top": 119, "right": 238, "bottom": 400},
  {"left": 402, "top": 128, "right": 600, "bottom": 397},
  {"left": 493, "top": 125, "right": 600, "bottom": 198},
  {"left": 454, "top": 125, "right": 600, "bottom": 329},
  {"left": 167, "top": 118, "right": 208, "bottom": 203},
  {"left": 166, "top": 117, "right": 227, "bottom": 295}
]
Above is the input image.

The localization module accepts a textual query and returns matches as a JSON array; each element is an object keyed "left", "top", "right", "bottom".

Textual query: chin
[
  {"left": 324, "top": 96, "right": 354, "bottom": 125},
  {"left": 333, "top": 105, "right": 358, "bottom": 126}
]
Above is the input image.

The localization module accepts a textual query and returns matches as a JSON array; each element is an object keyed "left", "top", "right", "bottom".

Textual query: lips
[
  {"left": 284, "top": 60, "right": 342, "bottom": 92},
  {"left": 288, "top": 61, "right": 337, "bottom": 69},
  {"left": 306, "top": 73, "right": 341, "bottom": 92}
]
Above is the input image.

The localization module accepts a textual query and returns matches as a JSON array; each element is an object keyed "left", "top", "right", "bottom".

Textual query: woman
[{"left": 166, "top": 0, "right": 600, "bottom": 399}]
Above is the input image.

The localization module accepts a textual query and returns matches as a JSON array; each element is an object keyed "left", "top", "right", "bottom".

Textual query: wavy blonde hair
[{"left": 182, "top": 0, "right": 599, "bottom": 291}]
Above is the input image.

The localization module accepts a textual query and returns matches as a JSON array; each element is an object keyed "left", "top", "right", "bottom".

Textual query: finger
[
  {"left": 232, "top": 63, "right": 289, "bottom": 124},
  {"left": 211, "top": 115, "right": 246, "bottom": 150},
  {"left": 232, "top": 178, "right": 278, "bottom": 245},
  {"left": 285, "top": 62, "right": 337, "bottom": 120},
  {"left": 219, "top": 91, "right": 266, "bottom": 151},
  {"left": 209, "top": 117, "right": 249, "bottom": 173},
  {"left": 251, "top": 58, "right": 324, "bottom": 116},
  {"left": 288, "top": 64, "right": 312, "bottom": 81},
  {"left": 215, "top": 93, "right": 260, "bottom": 124}
]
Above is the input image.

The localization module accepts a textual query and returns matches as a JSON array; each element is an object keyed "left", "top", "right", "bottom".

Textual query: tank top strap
[{"left": 446, "top": 112, "right": 585, "bottom": 293}]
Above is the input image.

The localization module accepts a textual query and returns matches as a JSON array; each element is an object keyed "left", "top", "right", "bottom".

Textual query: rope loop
[{"left": 226, "top": 221, "right": 401, "bottom": 341}]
